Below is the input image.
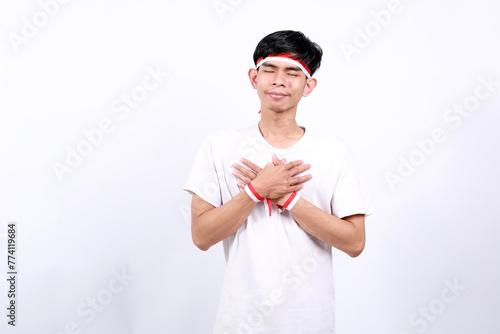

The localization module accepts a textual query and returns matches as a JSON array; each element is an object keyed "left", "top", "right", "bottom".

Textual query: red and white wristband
[
  {"left": 244, "top": 182, "right": 264, "bottom": 202},
  {"left": 245, "top": 182, "right": 272, "bottom": 216},
  {"left": 281, "top": 191, "right": 300, "bottom": 211},
  {"left": 245, "top": 183, "right": 300, "bottom": 216}
]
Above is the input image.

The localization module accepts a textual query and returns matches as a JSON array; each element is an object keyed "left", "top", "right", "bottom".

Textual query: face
[{"left": 248, "top": 60, "right": 317, "bottom": 114}]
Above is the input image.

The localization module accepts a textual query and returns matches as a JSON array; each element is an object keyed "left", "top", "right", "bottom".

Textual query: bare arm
[
  {"left": 191, "top": 158, "right": 312, "bottom": 251},
  {"left": 191, "top": 192, "right": 257, "bottom": 251},
  {"left": 284, "top": 197, "right": 365, "bottom": 257},
  {"left": 234, "top": 157, "right": 366, "bottom": 257}
]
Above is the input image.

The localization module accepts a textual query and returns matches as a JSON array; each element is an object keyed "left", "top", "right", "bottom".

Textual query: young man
[{"left": 184, "top": 30, "right": 374, "bottom": 334}]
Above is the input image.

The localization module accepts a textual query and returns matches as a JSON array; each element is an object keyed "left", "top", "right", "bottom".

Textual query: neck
[{"left": 258, "top": 107, "right": 305, "bottom": 149}]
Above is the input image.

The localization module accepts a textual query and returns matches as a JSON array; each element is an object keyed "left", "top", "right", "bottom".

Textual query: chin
[{"left": 270, "top": 106, "right": 294, "bottom": 114}]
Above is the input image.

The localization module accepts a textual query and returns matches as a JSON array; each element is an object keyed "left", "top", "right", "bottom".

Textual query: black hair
[{"left": 253, "top": 30, "right": 323, "bottom": 77}]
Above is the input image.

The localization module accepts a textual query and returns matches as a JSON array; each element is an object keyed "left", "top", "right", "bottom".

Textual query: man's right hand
[{"left": 233, "top": 155, "right": 312, "bottom": 199}]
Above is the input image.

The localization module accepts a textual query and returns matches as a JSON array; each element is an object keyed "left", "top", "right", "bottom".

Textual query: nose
[{"left": 272, "top": 71, "right": 286, "bottom": 87}]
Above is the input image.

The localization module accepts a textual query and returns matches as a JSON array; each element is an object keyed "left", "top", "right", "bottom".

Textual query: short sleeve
[
  {"left": 331, "top": 146, "right": 375, "bottom": 219},
  {"left": 183, "top": 137, "right": 222, "bottom": 208}
]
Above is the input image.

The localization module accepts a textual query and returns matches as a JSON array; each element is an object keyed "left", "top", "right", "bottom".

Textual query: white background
[{"left": 1, "top": 0, "right": 499, "bottom": 333}]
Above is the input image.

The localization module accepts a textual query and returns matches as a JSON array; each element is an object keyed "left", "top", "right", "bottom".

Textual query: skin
[
  {"left": 191, "top": 58, "right": 366, "bottom": 257},
  {"left": 232, "top": 156, "right": 366, "bottom": 257}
]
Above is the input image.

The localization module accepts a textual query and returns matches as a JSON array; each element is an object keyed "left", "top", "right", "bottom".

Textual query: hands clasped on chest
[{"left": 232, "top": 154, "right": 312, "bottom": 208}]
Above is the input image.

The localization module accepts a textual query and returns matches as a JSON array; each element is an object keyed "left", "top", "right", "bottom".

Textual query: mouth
[{"left": 267, "top": 91, "right": 289, "bottom": 99}]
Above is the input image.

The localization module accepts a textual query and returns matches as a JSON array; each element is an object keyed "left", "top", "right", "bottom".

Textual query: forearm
[
  {"left": 289, "top": 197, "right": 365, "bottom": 257},
  {"left": 192, "top": 191, "right": 257, "bottom": 251}
]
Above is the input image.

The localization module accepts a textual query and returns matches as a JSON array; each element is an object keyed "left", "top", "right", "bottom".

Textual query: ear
[
  {"left": 248, "top": 68, "right": 258, "bottom": 89},
  {"left": 302, "top": 78, "right": 317, "bottom": 97}
]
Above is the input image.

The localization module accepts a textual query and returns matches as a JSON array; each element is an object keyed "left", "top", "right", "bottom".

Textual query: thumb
[{"left": 272, "top": 154, "right": 282, "bottom": 166}]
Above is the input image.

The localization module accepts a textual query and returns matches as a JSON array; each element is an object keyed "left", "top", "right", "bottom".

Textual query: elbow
[
  {"left": 348, "top": 245, "right": 364, "bottom": 258},
  {"left": 194, "top": 241, "right": 210, "bottom": 252},
  {"left": 192, "top": 234, "right": 211, "bottom": 251},
  {"left": 331, "top": 239, "right": 365, "bottom": 258},
  {"left": 347, "top": 237, "right": 365, "bottom": 258},
  {"left": 191, "top": 217, "right": 212, "bottom": 251},
  {"left": 348, "top": 224, "right": 366, "bottom": 257},
  {"left": 192, "top": 226, "right": 213, "bottom": 251},
  {"left": 196, "top": 244, "right": 211, "bottom": 252}
]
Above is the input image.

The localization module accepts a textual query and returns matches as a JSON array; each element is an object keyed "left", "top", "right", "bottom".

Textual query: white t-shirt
[{"left": 184, "top": 124, "right": 375, "bottom": 334}]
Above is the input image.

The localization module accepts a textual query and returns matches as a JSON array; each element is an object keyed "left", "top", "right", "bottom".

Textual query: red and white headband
[{"left": 256, "top": 53, "right": 312, "bottom": 79}]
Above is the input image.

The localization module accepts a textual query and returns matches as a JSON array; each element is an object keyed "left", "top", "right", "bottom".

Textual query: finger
[
  {"left": 289, "top": 174, "right": 313, "bottom": 186},
  {"left": 290, "top": 163, "right": 312, "bottom": 177},
  {"left": 284, "top": 159, "right": 305, "bottom": 170},
  {"left": 272, "top": 154, "right": 282, "bottom": 166},
  {"left": 240, "top": 158, "right": 262, "bottom": 173},
  {"left": 232, "top": 170, "right": 253, "bottom": 184},
  {"left": 233, "top": 163, "right": 257, "bottom": 180},
  {"left": 288, "top": 184, "right": 305, "bottom": 192},
  {"left": 237, "top": 181, "right": 246, "bottom": 189}
]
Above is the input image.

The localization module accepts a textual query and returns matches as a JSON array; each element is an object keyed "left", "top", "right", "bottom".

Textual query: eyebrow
[{"left": 261, "top": 63, "right": 301, "bottom": 72}]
